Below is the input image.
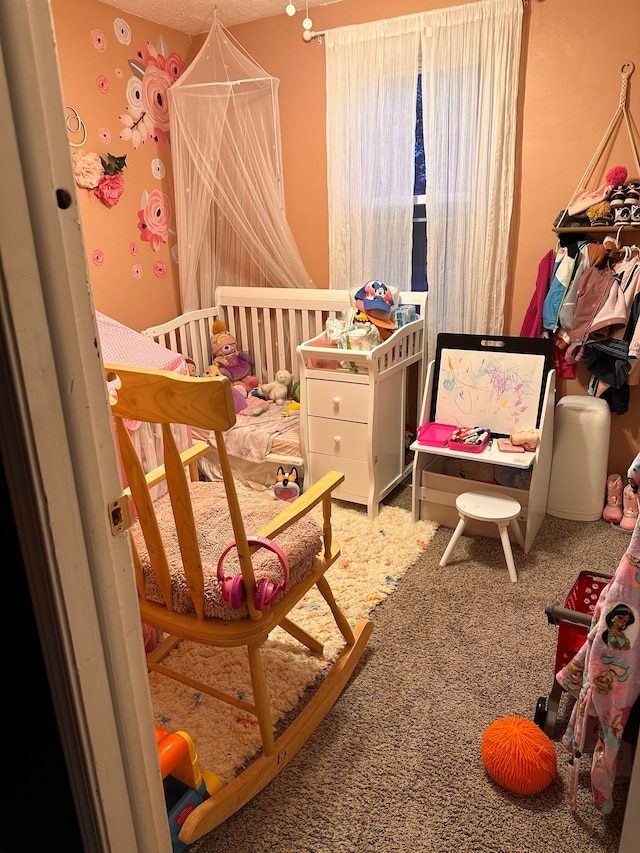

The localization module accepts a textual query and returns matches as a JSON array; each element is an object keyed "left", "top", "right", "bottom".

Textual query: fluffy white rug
[{"left": 150, "top": 502, "right": 438, "bottom": 782}]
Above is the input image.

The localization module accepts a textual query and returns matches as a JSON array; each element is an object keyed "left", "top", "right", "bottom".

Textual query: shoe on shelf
[
  {"left": 620, "top": 484, "right": 639, "bottom": 532},
  {"left": 603, "top": 473, "right": 623, "bottom": 523},
  {"left": 609, "top": 186, "right": 627, "bottom": 208},
  {"left": 614, "top": 205, "right": 631, "bottom": 225},
  {"left": 631, "top": 204, "right": 640, "bottom": 226},
  {"left": 624, "top": 184, "right": 640, "bottom": 205}
]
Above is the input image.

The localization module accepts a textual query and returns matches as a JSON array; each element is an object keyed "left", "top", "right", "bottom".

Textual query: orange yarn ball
[{"left": 481, "top": 716, "right": 557, "bottom": 795}]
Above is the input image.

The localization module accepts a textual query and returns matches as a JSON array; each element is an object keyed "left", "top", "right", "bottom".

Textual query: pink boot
[
  {"left": 619, "top": 484, "right": 639, "bottom": 532},
  {"left": 603, "top": 473, "right": 623, "bottom": 523}
]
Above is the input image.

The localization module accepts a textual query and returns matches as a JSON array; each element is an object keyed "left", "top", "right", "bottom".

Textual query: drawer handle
[
  {"left": 332, "top": 396, "right": 341, "bottom": 406},
  {"left": 333, "top": 435, "right": 341, "bottom": 445}
]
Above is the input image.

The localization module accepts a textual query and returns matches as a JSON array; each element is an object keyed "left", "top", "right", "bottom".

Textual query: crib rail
[
  {"left": 142, "top": 307, "right": 219, "bottom": 376},
  {"left": 216, "top": 287, "right": 347, "bottom": 384},
  {"left": 142, "top": 287, "right": 427, "bottom": 387}
]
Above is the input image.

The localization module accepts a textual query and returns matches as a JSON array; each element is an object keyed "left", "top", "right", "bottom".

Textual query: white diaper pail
[{"left": 547, "top": 395, "right": 611, "bottom": 521}]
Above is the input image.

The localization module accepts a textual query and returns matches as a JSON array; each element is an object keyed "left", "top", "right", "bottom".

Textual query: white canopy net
[{"left": 168, "top": 15, "right": 314, "bottom": 311}]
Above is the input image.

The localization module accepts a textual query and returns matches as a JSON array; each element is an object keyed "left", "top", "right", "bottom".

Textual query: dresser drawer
[
  {"left": 307, "top": 452, "right": 370, "bottom": 501},
  {"left": 307, "top": 417, "right": 368, "bottom": 460},
  {"left": 305, "top": 378, "right": 368, "bottom": 423}
]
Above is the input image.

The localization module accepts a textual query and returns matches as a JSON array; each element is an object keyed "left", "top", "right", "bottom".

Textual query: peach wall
[
  {"left": 50, "top": 0, "right": 639, "bottom": 475},
  {"left": 228, "top": 0, "right": 640, "bottom": 476},
  {"left": 51, "top": 0, "right": 196, "bottom": 331}
]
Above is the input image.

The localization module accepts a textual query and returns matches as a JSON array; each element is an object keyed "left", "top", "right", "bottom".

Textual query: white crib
[{"left": 142, "top": 286, "right": 427, "bottom": 490}]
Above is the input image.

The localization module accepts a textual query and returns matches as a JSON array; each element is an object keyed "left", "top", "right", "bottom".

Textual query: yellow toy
[
  {"left": 283, "top": 400, "right": 300, "bottom": 417},
  {"left": 203, "top": 362, "right": 222, "bottom": 377}
]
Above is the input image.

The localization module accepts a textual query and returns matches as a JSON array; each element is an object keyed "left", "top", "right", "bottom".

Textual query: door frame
[{"left": 0, "top": 2, "right": 170, "bottom": 850}]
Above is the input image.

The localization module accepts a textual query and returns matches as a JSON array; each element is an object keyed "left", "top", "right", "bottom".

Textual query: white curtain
[
  {"left": 325, "top": 0, "right": 522, "bottom": 358},
  {"left": 422, "top": 0, "right": 522, "bottom": 358},
  {"left": 325, "top": 18, "right": 421, "bottom": 292}
]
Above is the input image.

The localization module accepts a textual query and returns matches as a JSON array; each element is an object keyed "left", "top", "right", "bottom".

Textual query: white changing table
[{"left": 298, "top": 319, "right": 425, "bottom": 518}]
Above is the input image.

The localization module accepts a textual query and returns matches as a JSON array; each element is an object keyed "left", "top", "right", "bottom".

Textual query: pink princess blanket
[{"left": 556, "top": 451, "right": 640, "bottom": 813}]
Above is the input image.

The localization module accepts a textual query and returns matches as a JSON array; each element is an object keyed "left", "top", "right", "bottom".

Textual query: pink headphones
[{"left": 217, "top": 536, "right": 289, "bottom": 611}]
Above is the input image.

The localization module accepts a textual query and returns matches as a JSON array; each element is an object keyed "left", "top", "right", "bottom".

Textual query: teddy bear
[
  {"left": 210, "top": 319, "right": 259, "bottom": 397},
  {"left": 257, "top": 368, "right": 293, "bottom": 406}
]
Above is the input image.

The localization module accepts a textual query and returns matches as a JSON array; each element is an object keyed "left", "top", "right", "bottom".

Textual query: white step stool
[{"left": 439, "top": 491, "right": 525, "bottom": 583}]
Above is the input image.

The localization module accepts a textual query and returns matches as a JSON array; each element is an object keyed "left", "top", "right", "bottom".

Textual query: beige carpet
[
  {"left": 150, "top": 501, "right": 438, "bottom": 782},
  {"left": 184, "top": 481, "right": 636, "bottom": 853}
]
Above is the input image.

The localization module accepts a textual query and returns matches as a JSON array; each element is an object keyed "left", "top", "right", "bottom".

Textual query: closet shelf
[{"left": 552, "top": 226, "right": 639, "bottom": 234}]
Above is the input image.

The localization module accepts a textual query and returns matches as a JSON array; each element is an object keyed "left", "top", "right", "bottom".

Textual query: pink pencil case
[{"left": 416, "top": 422, "right": 456, "bottom": 447}]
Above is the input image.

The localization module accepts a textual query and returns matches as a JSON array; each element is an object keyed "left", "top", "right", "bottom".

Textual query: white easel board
[{"left": 430, "top": 333, "right": 554, "bottom": 436}]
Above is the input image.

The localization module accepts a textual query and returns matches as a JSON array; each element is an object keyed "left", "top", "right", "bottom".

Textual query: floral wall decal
[
  {"left": 119, "top": 36, "right": 185, "bottom": 149},
  {"left": 72, "top": 150, "right": 127, "bottom": 207},
  {"left": 137, "top": 188, "right": 172, "bottom": 250},
  {"left": 56, "top": 2, "right": 191, "bottom": 326},
  {"left": 90, "top": 29, "right": 107, "bottom": 52},
  {"left": 114, "top": 18, "right": 132, "bottom": 46}
]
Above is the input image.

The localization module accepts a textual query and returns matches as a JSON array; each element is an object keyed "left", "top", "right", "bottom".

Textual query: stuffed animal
[
  {"left": 258, "top": 368, "right": 293, "bottom": 406},
  {"left": 282, "top": 400, "right": 300, "bottom": 417},
  {"left": 274, "top": 467, "right": 300, "bottom": 501},
  {"left": 210, "top": 319, "right": 258, "bottom": 396},
  {"left": 203, "top": 362, "right": 246, "bottom": 412},
  {"left": 203, "top": 362, "right": 222, "bottom": 377}
]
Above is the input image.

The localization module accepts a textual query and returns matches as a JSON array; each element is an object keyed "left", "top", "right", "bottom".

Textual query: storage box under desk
[{"left": 417, "top": 461, "right": 529, "bottom": 543}]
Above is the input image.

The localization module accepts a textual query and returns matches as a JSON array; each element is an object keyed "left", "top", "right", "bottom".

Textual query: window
[{"left": 412, "top": 74, "right": 427, "bottom": 292}]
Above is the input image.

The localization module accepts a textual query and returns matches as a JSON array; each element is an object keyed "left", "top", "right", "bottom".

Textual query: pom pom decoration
[
  {"left": 586, "top": 201, "right": 612, "bottom": 222},
  {"left": 606, "top": 164, "right": 628, "bottom": 187},
  {"left": 481, "top": 717, "right": 557, "bottom": 795}
]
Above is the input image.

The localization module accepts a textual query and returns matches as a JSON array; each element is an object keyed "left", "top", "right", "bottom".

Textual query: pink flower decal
[
  {"left": 165, "top": 52, "right": 187, "bottom": 82},
  {"left": 141, "top": 64, "right": 172, "bottom": 134},
  {"left": 99, "top": 127, "right": 111, "bottom": 144},
  {"left": 90, "top": 29, "right": 107, "bottom": 52},
  {"left": 129, "top": 242, "right": 139, "bottom": 255},
  {"left": 137, "top": 190, "right": 172, "bottom": 252},
  {"left": 132, "top": 264, "right": 143, "bottom": 279},
  {"left": 153, "top": 260, "right": 167, "bottom": 278},
  {"left": 92, "top": 249, "right": 105, "bottom": 266},
  {"left": 94, "top": 173, "right": 124, "bottom": 207},
  {"left": 120, "top": 41, "right": 186, "bottom": 147},
  {"left": 96, "top": 75, "right": 110, "bottom": 94}
]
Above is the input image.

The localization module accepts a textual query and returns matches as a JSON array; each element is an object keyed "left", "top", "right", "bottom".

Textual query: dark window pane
[{"left": 414, "top": 74, "right": 425, "bottom": 196}]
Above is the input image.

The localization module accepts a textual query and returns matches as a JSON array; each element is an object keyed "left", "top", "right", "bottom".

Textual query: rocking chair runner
[{"left": 105, "top": 364, "right": 373, "bottom": 844}]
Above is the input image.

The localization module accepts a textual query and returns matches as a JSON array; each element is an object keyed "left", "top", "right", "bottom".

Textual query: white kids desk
[{"left": 411, "top": 334, "right": 555, "bottom": 553}]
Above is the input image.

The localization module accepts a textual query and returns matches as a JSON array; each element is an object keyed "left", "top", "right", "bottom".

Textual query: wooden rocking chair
[{"left": 105, "top": 363, "right": 372, "bottom": 845}]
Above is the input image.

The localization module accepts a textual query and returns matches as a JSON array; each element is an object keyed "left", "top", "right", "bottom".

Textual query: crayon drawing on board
[{"left": 434, "top": 347, "right": 546, "bottom": 435}]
